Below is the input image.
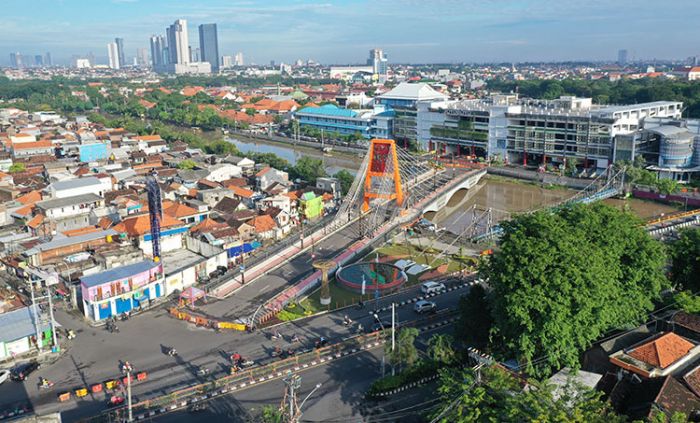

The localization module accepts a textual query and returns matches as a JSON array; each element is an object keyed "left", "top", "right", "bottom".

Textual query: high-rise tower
[{"left": 198, "top": 23, "right": 220, "bottom": 72}]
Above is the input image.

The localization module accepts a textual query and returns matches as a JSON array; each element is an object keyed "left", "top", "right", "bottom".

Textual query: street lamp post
[
  {"left": 123, "top": 361, "right": 134, "bottom": 422},
  {"left": 297, "top": 383, "right": 323, "bottom": 422}
]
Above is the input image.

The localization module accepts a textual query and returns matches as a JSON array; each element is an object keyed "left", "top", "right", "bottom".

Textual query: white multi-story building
[
  {"left": 166, "top": 19, "right": 189, "bottom": 65},
  {"left": 418, "top": 95, "right": 683, "bottom": 170},
  {"left": 107, "top": 42, "right": 120, "bottom": 69}
]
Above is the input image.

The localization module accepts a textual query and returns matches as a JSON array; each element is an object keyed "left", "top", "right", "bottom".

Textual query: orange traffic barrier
[
  {"left": 58, "top": 392, "right": 71, "bottom": 402},
  {"left": 105, "top": 379, "right": 120, "bottom": 390},
  {"left": 75, "top": 388, "right": 88, "bottom": 398},
  {"left": 91, "top": 383, "right": 103, "bottom": 393},
  {"left": 136, "top": 372, "right": 148, "bottom": 381}
]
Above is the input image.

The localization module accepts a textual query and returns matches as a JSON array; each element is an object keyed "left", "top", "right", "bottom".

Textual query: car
[
  {"left": 10, "top": 361, "right": 40, "bottom": 382},
  {"left": 0, "top": 369, "right": 10, "bottom": 385},
  {"left": 217, "top": 266, "right": 228, "bottom": 274},
  {"left": 414, "top": 300, "right": 437, "bottom": 314},
  {"left": 421, "top": 281, "right": 446, "bottom": 295}
]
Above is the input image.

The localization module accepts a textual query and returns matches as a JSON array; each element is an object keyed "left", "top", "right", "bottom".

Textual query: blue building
[
  {"left": 295, "top": 104, "right": 394, "bottom": 139},
  {"left": 79, "top": 142, "right": 109, "bottom": 163}
]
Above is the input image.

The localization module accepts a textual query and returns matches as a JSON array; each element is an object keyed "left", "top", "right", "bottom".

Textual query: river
[
  {"left": 226, "top": 136, "right": 360, "bottom": 175},
  {"left": 427, "top": 177, "right": 680, "bottom": 235}
]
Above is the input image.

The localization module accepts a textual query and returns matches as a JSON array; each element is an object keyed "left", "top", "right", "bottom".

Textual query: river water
[
  {"left": 226, "top": 136, "right": 679, "bottom": 230},
  {"left": 226, "top": 137, "right": 360, "bottom": 175},
  {"left": 427, "top": 177, "right": 680, "bottom": 235}
]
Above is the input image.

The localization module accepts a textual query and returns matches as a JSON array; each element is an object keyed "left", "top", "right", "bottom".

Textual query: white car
[
  {"left": 414, "top": 300, "right": 437, "bottom": 314},
  {"left": 0, "top": 369, "right": 9, "bottom": 385},
  {"left": 421, "top": 281, "right": 446, "bottom": 295}
]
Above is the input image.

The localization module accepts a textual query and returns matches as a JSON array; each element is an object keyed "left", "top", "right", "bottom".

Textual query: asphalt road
[
  {"left": 154, "top": 324, "right": 453, "bottom": 423},
  {"left": 0, "top": 277, "right": 472, "bottom": 422}
]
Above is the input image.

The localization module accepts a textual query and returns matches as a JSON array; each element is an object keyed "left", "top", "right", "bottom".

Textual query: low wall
[{"left": 633, "top": 190, "right": 700, "bottom": 208}]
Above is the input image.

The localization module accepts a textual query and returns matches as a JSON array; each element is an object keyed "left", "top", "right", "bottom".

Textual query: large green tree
[
  {"left": 332, "top": 169, "right": 355, "bottom": 195},
  {"left": 454, "top": 284, "right": 493, "bottom": 349},
  {"left": 670, "top": 228, "right": 700, "bottom": 291},
  {"left": 432, "top": 366, "right": 625, "bottom": 423},
  {"left": 290, "top": 156, "right": 326, "bottom": 183},
  {"left": 483, "top": 203, "right": 668, "bottom": 376}
]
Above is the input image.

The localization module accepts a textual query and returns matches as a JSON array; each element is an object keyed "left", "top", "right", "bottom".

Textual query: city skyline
[{"left": 0, "top": 0, "right": 699, "bottom": 66}]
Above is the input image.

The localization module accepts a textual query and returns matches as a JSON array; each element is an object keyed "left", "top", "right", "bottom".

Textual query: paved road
[
  {"left": 203, "top": 219, "right": 361, "bottom": 320},
  {"left": 153, "top": 325, "right": 452, "bottom": 423},
  {"left": 0, "top": 277, "right": 473, "bottom": 422}
]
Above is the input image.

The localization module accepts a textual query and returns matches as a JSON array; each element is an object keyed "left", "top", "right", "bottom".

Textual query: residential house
[
  {"left": 212, "top": 197, "right": 243, "bottom": 216},
  {"left": 316, "top": 177, "right": 342, "bottom": 199},
  {"left": 112, "top": 213, "right": 186, "bottom": 257},
  {"left": 256, "top": 167, "right": 289, "bottom": 191},
  {"left": 609, "top": 332, "right": 700, "bottom": 379},
  {"left": 299, "top": 191, "right": 323, "bottom": 220},
  {"left": 260, "top": 194, "right": 293, "bottom": 216},
  {"left": 263, "top": 206, "right": 292, "bottom": 235},
  {"left": 35, "top": 193, "right": 105, "bottom": 233},
  {"left": 11, "top": 140, "right": 55, "bottom": 158},
  {"left": 223, "top": 156, "right": 255, "bottom": 174},
  {"left": 47, "top": 176, "right": 109, "bottom": 198},
  {"left": 228, "top": 185, "right": 256, "bottom": 208},
  {"left": 205, "top": 163, "right": 242, "bottom": 182},
  {"left": 250, "top": 214, "right": 278, "bottom": 240},
  {"left": 197, "top": 187, "right": 234, "bottom": 208},
  {"left": 80, "top": 260, "right": 164, "bottom": 321},
  {"left": 163, "top": 200, "right": 207, "bottom": 225}
]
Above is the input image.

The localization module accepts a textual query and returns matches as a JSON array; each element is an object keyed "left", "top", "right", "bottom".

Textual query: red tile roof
[
  {"left": 26, "top": 214, "right": 44, "bottom": 229},
  {"left": 163, "top": 201, "right": 199, "bottom": 218},
  {"left": 190, "top": 217, "right": 227, "bottom": 234},
  {"left": 112, "top": 213, "right": 183, "bottom": 237},
  {"left": 628, "top": 333, "right": 694, "bottom": 369},
  {"left": 229, "top": 185, "right": 255, "bottom": 199},
  {"left": 251, "top": 214, "right": 276, "bottom": 233},
  {"left": 12, "top": 140, "right": 52, "bottom": 150},
  {"left": 16, "top": 190, "right": 41, "bottom": 205}
]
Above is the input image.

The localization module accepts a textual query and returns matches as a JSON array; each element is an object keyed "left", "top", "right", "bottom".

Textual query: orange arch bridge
[{"left": 362, "top": 139, "right": 404, "bottom": 212}]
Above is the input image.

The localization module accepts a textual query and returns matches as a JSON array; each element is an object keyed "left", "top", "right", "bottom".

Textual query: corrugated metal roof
[
  {"left": 379, "top": 82, "right": 448, "bottom": 101},
  {"left": 36, "top": 193, "right": 102, "bottom": 210},
  {"left": 25, "top": 229, "right": 117, "bottom": 255},
  {"left": 297, "top": 105, "right": 358, "bottom": 118},
  {"left": 0, "top": 306, "right": 57, "bottom": 344},
  {"left": 50, "top": 176, "right": 101, "bottom": 191},
  {"left": 80, "top": 260, "right": 160, "bottom": 288}
]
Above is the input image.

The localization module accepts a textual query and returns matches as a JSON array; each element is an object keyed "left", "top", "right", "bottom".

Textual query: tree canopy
[
  {"left": 670, "top": 228, "right": 700, "bottom": 292},
  {"left": 432, "top": 366, "right": 625, "bottom": 423},
  {"left": 289, "top": 156, "right": 327, "bottom": 183},
  {"left": 177, "top": 159, "right": 197, "bottom": 170},
  {"left": 482, "top": 203, "right": 668, "bottom": 376},
  {"left": 332, "top": 169, "right": 355, "bottom": 195}
]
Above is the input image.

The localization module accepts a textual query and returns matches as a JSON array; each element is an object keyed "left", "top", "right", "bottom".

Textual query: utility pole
[
  {"left": 391, "top": 302, "right": 396, "bottom": 376},
  {"left": 47, "top": 286, "right": 57, "bottom": 350},
  {"left": 29, "top": 281, "right": 41, "bottom": 352},
  {"left": 281, "top": 372, "right": 300, "bottom": 422},
  {"left": 124, "top": 361, "right": 134, "bottom": 422}
]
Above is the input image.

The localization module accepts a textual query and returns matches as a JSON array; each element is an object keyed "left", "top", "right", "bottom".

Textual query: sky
[{"left": 1, "top": 0, "right": 699, "bottom": 65}]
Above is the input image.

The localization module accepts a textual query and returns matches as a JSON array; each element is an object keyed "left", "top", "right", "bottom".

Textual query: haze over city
[
  {"left": 1, "top": 0, "right": 699, "bottom": 65},
  {"left": 2, "top": 1, "right": 700, "bottom": 422}
]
